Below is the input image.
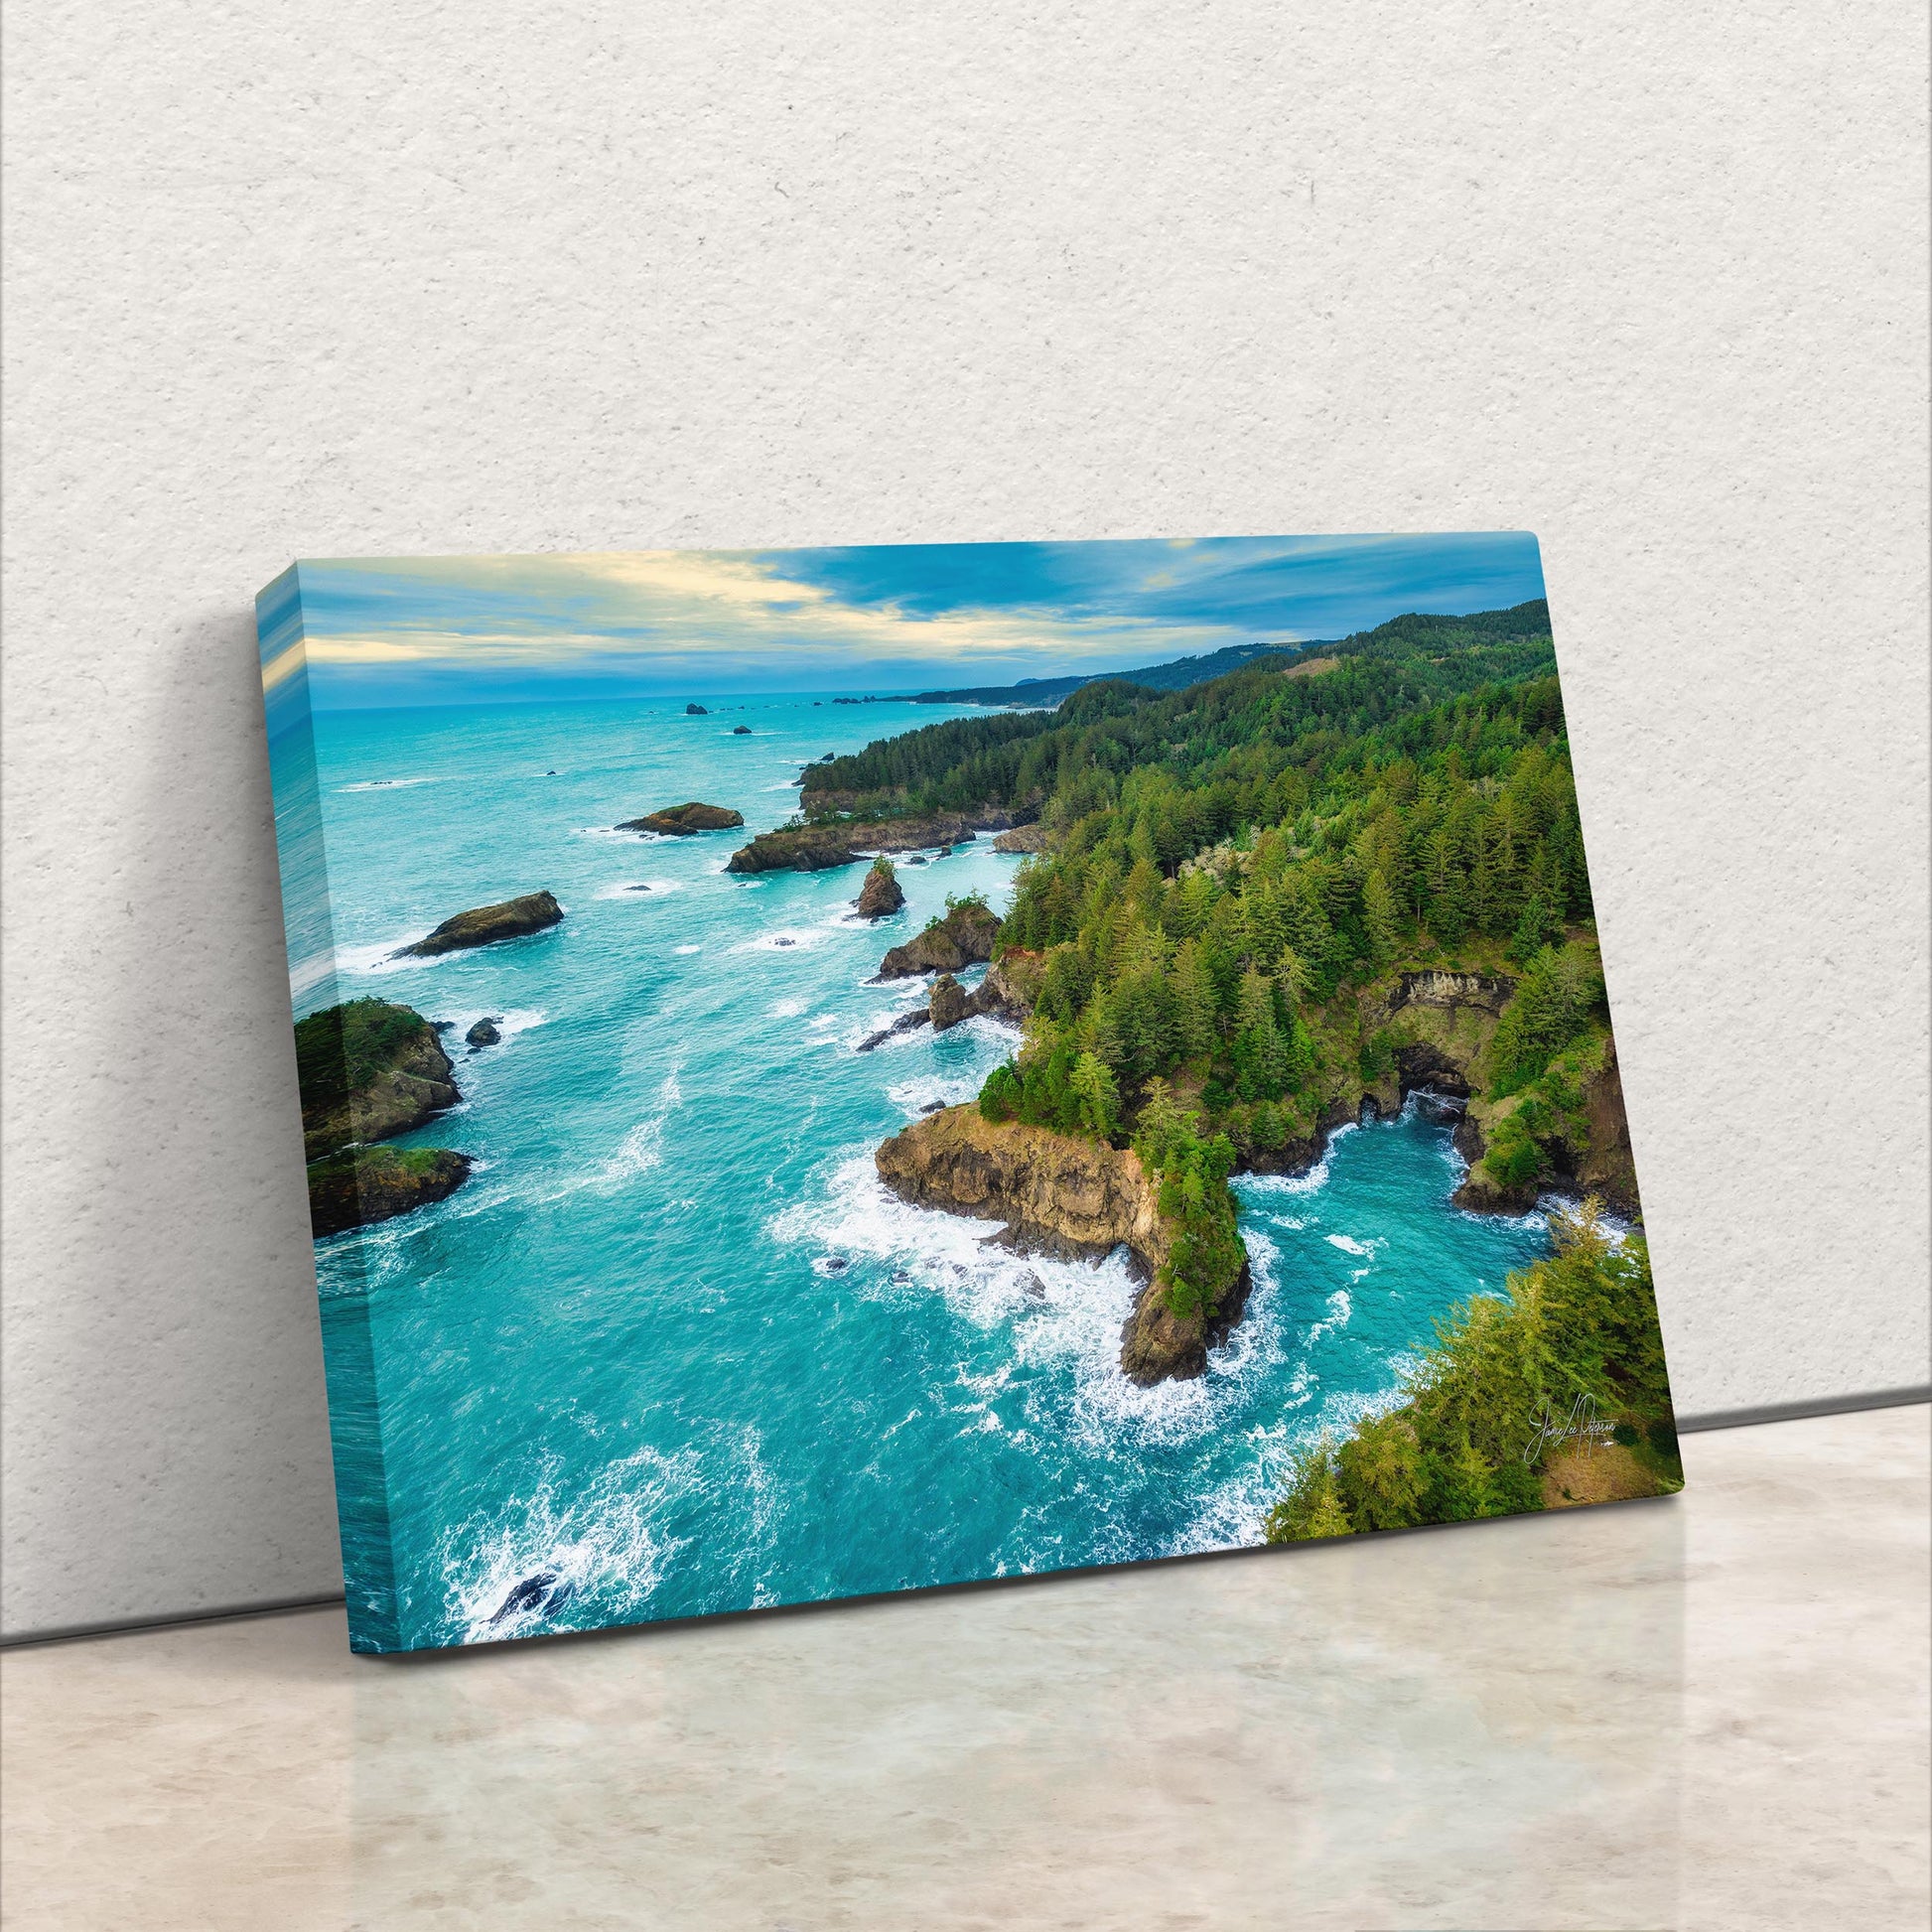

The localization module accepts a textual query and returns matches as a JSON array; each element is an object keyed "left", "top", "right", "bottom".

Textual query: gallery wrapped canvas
[{"left": 257, "top": 536, "right": 1681, "bottom": 1653}]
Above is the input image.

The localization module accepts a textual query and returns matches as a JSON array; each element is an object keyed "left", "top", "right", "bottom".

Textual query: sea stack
[
  {"left": 855, "top": 858, "right": 905, "bottom": 919},
  {"left": 394, "top": 891, "right": 563, "bottom": 959},
  {"left": 927, "top": 973, "right": 971, "bottom": 1031},
  {"left": 876, "top": 899, "right": 1000, "bottom": 978},
  {"left": 685, "top": 702, "right": 708, "bottom": 715}
]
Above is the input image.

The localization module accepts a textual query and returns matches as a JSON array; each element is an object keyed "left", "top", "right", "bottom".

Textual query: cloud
[
  {"left": 283, "top": 548, "right": 1239, "bottom": 676},
  {"left": 265, "top": 534, "right": 1546, "bottom": 701}
]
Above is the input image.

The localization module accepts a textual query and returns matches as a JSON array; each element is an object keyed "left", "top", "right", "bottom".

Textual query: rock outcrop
[
  {"left": 394, "top": 891, "right": 563, "bottom": 959},
  {"left": 973, "top": 949, "right": 1042, "bottom": 1020},
  {"left": 731, "top": 725, "right": 752, "bottom": 735},
  {"left": 1120, "top": 1254, "right": 1255, "bottom": 1387},
  {"left": 877, "top": 900, "right": 1001, "bottom": 978},
  {"left": 294, "top": 996, "right": 472, "bottom": 1232},
  {"left": 855, "top": 859, "right": 905, "bottom": 919},
  {"left": 1352, "top": 967, "right": 1517, "bottom": 1118},
  {"left": 685, "top": 702, "right": 708, "bottom": 715},
  {"left": 874, "top": 1106, "right": 1252, "bottom": 1384},
  {"left": 616, "top": 802, "right": 744, "bottom": 835},
  {"left": 466, "top": 1017, "right": 501, "bottom": 1048},
  {"left": 856, "top": 1009, "right": 930, "bottom": 1052},
  {"left": 992, "top": 822, "right": 1053, "bottom": 855},
  {"left": 726, "top": 810, "right": 1019, "bottom": 874},
  {"left": 1448, "top": 1149, "right": 1538, "bottom": 1215},
  {"left": 306, "top": 1147, "right": 473, "bottom": 1239},
  {"left": 879, "top": 1107, "right": 1169, "bottom": 1269},
  {"left": 295, "top": 998, "right": 461, "bottom": 1161},
  {"left": 928, "top": 973, "right": 972, "bottom": 1031},
  {"left": 1575, "top": 1038, "right": 1642, "bottom": 1218}
]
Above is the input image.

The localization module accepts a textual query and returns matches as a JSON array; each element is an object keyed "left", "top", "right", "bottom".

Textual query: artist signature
[{"left": 1522, "top": 1392, "right": 1614, "bottom": 1464}]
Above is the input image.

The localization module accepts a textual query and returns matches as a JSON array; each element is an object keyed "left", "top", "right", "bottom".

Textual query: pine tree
[
  {"left": 1171, "top": 939, "right": 1218, "bottom": 1061},
  {"left": 1303, "top": 1465, "right": 1355, "bottom": 1539},
  {"left": 1362, "top": 866, "right": 1399, "bottom": 969},
  {"left": 1243, "top": 879, "right": 1287, "bottom": 969},
  {"left": 1068, "top": 1051, "right": 1120, "bottom": 1138}
]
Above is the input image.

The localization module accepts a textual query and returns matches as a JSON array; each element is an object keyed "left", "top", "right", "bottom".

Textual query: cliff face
[
  {"left": 395, "top": 890, "right": 563, "bottom": 958},
  {"left": 878, "top": 1107, "right": 1170, "bottom": 1267},
  {"left": 1449, "top": 1034, "right": 1643, "bottom": 1218},
  {"left": 1576, "top": 1038, "right": 1642, "bottom": 1218},
  {"left": 1349, "top": 968, "right": 1515, "bottom": 1121},
  {"left": 874, "top": 1106, "right": 1249, "bottom": 1385}
]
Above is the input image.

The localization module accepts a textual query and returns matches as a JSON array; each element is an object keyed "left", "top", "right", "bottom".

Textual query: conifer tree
[
  {"left": 1362, "top": 866, "right": 1399, "bottom": 968},
  {"left": 1068, "top": 1051, "right": 1120, "bottom": 1138},
  {"left": 1171, "top": 939, "right": 1218, "bottom": 1061}
]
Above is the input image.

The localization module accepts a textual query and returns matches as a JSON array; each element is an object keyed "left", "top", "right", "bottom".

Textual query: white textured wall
[{"left": 3, "top": 0, "right": 1926, "bottom": 1640}]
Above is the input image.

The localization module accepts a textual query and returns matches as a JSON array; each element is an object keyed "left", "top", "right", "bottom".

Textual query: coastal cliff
[{"left": 875, "top": 1107, "right": 1250, "bottom": 1385}]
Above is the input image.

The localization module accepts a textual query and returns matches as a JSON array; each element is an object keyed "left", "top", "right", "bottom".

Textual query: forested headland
[{"left": 839, "top": 599, "right": 1678, "bottom": 1529}]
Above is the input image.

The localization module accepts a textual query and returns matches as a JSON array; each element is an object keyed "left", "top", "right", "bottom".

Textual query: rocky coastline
[
  {"left": 875, "top": 1106, "right": 1242, "bottom": 1386},
  {"left": 726, "top": 810, "right": 1023, "bottom": 875},
  {"left": 868, "top": 940, "right": 1645, "bottom": 1389}
]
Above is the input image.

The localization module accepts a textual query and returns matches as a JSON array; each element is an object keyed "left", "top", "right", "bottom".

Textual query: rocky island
[
  {"left": 394, "top": 890, "right": 562, "bottom": 958},
  {"left": 616, "top": 802, "right": 745, "bottom": 836},
  {"left": 294, "top": 997, "right": 471, "bottom": 1232}
]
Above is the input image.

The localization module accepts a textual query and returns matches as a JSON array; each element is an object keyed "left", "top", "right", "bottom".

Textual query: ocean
[{"left": 269, "top": 693, "right": 1554, "bottom": 1651}]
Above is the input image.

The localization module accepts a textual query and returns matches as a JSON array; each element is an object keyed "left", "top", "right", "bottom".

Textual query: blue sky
[{"left": 258, "top": 533, "right": 1546, "bottom": 719}]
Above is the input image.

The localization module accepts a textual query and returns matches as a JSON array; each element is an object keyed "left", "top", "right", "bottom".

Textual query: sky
[{"left": 257, "top": 532, "right": 1547, "bottom": 721}]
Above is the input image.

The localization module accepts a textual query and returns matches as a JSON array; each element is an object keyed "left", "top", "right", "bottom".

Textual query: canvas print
[{"left": 257, "top": 535, "right": 1682, "bottom": 1654}]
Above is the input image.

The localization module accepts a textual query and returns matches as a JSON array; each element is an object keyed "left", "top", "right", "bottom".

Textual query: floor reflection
[
  {"left": 348, "top": 1494, "right": 1686, "bottom": 1930},
  {"left": 9, "top": 1408, "right": 1925, "bottom": 1932}
]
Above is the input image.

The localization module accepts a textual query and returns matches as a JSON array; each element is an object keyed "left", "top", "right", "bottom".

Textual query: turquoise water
[{"left": 270, "top": 694, "right": 1554, "bottom": 1652}]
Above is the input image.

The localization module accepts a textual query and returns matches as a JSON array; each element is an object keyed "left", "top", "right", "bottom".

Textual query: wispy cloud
[{"left": 259, "top": 534, "right": 1545, "bottom": 708}]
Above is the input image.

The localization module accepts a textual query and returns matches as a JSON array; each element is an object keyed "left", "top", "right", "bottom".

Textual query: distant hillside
[
  {"left": 913, "top": 637, "right": 1328, "bottom": 708},
  {"left": 913, "top": 673, "right": 1090, "bottom": 707},
  {"left": 912, "top": 602, "right": 1552, "bottom": 708},
  {"left": 810, "top": 601, "right": 1555, "bottom": 819}
]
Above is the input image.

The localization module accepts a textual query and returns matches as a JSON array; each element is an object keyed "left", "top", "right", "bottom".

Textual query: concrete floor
[{"left": 2, "top": 1403, "right": 1926, "bottom": 1932}]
